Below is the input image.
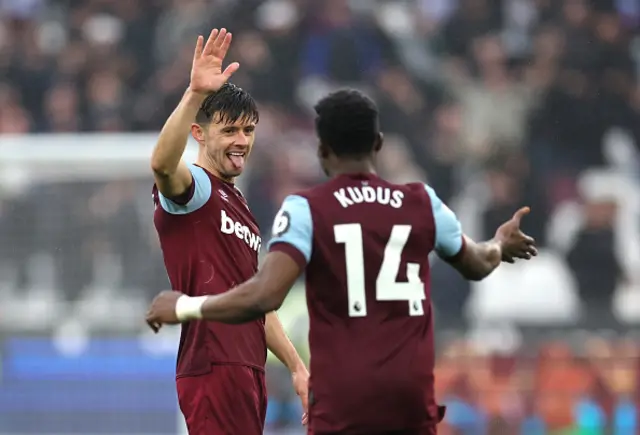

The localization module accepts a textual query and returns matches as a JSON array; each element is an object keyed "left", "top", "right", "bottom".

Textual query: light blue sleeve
[
  {"left": 267, "top": 195, "right": 314, "bottom": 263},
  {"left": 158, "top": 163, "right": 212, "bottom": 215},
  {"left": 424, "top": 184, "right": 463, "bottom": 258}
]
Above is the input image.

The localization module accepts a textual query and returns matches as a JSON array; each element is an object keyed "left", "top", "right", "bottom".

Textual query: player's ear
[
  {"left": 373, "top": 132, "right": 383, "bottom": 152},
  {"left": 191, "top": 123, "right": 206, "bottom": 145},
  {"left": 318, "top": 142, "right": 330, "bottom": 159}
]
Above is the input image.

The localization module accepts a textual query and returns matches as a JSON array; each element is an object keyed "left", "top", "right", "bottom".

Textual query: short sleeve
[
  {"left": 267, "top": 195, "right": 313, "bottom": 268},
  {"left": 424, "top": 184, "right": 464, "bottom": 259},
  {"left": 158, "top": 164, "right": 212, "bottom": 215}
]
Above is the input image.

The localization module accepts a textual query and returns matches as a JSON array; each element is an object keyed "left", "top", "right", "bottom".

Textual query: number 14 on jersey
[{"left": 334, "top": 224, "right": 426, "bottom": 317}]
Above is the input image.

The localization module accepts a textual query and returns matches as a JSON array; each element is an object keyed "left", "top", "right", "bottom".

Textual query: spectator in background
[
  {"left": 300, "top": 0, "right": 385, "bottom": 84},
  {"left": 446, "top": 34, "right": 535, "bottom": 159},
  {"left": 441, "top": 0, "right": 502, "bottom": 60},
  {"left": 43, "top": 81, "right": 83, "bottom": 132},
  {"left": 566, "top": 194, "right": 622, "bottom": 328}
]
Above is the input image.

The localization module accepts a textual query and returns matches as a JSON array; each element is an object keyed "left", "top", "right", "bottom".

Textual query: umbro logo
[{"left": 218, "top": 189, "right": 229, "bottom": 202}]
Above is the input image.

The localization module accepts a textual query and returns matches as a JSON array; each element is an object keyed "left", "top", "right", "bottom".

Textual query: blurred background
[{"left": 0, "top": 0, "right": 639, "bottom": 434}]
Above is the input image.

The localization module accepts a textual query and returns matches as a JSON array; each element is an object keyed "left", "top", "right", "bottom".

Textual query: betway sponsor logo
[{"left": 220, "top": 210, "right": 261, "bottom": 251}]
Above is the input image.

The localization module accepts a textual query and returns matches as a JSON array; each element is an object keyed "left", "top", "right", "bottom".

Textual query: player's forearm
[
  {"left": 176, "top": 280, "right": 272, "bottom": 324},
  {"left": 453, "top": 236, "right": 502, "bottom": 281},
  {"left": 150, "top": 88, "right": 206, "bottom": 175},
  {"left": 265, "top": 312, "right": 307, "bottom": 374},
  {"left": 173, "top": 253, "right": 299, "bottom": 325},
  {"left": 203, "top": 290, "right": 265, "bottom": 324}
]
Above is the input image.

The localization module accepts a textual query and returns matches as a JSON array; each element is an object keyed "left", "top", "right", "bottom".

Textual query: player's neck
[
  {"left": 196, "top": 158, "right": 236, "bottom": 184},
  {"left": 328, "top": 160, "right": 377, "bottom": 177}
]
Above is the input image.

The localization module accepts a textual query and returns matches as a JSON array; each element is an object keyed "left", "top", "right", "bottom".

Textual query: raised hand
[
  {"left": 190, "top": 28, "right": 240, "bottom": 95},
  {"left": 494, "top": 207, "right": 538, "bottom": 263}
]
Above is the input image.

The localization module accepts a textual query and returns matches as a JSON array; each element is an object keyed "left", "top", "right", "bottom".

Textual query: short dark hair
[
  {"left": 314, "top": 89, "right": 379, "bottom": 157},
  {"left": 196, "top": 83, "right": 259, "bottom": 125}
]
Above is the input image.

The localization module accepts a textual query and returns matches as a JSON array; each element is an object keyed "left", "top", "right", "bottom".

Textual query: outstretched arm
[
  {"left": 145, "top": 251, "right": 303, "bottom": 328},
  {"left": 446, "top": 207, "right": 537, "bottom": 280},
  {"left": 424, "top": 185, "right": 536, "bottom": 281},
  {"left": 146, "top": 194, "right": 313, "bottom": 329},
  {"left": 199, "top": 251, "right": 302, "bottom": 323},
  {"left": 445, "top": 235, "right": 503, "bottom": 281}
]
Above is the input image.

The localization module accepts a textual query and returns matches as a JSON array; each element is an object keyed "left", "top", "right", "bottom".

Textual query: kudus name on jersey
[
  {"left": 220, "top": 210, "right": 261, "bottom": 251},
  {"left": 334, "top": 186, "right": 404, "bottom": 209}
]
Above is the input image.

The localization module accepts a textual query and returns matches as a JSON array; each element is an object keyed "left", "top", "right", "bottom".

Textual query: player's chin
[{"left": 221, "top": 164, "right": 244, "bottom": 178}]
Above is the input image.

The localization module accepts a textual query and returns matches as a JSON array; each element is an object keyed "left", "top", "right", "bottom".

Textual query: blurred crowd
[
  {"left": 433, "top": 334, "right": 639, "bottom": 435},
  {"left": 1, "top": 0, "right": 640, "bottom": 433}
]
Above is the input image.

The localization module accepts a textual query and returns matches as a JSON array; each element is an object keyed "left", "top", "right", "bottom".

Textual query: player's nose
[{"left": 234, "top": 131, "right": 250, "bottom": 145}]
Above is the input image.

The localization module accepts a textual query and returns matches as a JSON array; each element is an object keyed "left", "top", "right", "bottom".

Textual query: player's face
[{"left": 205, "top": 117, "right": 256, "bottom": 180}]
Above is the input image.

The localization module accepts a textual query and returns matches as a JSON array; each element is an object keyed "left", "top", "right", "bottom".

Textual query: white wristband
[{"left": 175, "top": 295, "right": 207, "bottom": 322}]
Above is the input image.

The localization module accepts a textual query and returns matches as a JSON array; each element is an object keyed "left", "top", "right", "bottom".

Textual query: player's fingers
[
  {"left": 193, "top": 35, "right": 204, "bottom": 60},
  {"left": 202, "top": 28, "right": 219, "bottom": 55},
  {"left": 301, "top": 412, "right": 309, "bottom": 425},
  {"left": 512, "top": 206, "right": 530, "bottom": 224},
  {"left": 504, "top": 256, "right": 515, "bottom": 264},
  {"left": 146, "top": 319, "right": 159, "bottom": 333},
  {"left": 212, "top": 27, "right": 227, "bottom": 51},
  {"left": 517, "top": 244, "right": 538, "bottom": 259},
  {"left": 218, "top": 31, "right": 232, "bottom": 57},
  {"left": 222, "top": 62, "right": 240, "bottom": 79},
  {"left": 518, "top": 241, "right": 537, "bottom": 255}
]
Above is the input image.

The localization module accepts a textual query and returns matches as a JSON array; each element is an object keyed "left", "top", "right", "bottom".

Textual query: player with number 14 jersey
[
  {"left": 269, "top": 174, "right": 452, "bottom": 432},
  {"left": 146, "top": 89, "right": 538, "bottom": 435}
]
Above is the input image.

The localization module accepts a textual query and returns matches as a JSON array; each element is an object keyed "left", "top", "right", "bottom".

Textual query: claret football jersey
[
  {"left": 153, "top": 163, "right": 267, "bottom": 377},
  {"left": 268, "top": 173, "right": 463, "bottom": 433}
]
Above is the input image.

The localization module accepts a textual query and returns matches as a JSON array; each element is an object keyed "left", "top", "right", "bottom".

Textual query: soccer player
[
  {"left": 148, "top": 28, "right": 308, "bottom": 434},
  {"left": 147, "top": 89, "right": 537, "bottom": 434}
]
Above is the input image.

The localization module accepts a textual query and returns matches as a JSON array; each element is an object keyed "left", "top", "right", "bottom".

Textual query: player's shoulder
[
  {"left": 393, "top": 180, "right": 430, "bottom": 195},
  {"left": 376, "top": 177, "right": 432, "bottom": 203},
  {"left": 419, "top": 182, "right": 446, "bottom": 208},
  {"left": 153, "top": 163, "right": 217, "bottom": 216}
]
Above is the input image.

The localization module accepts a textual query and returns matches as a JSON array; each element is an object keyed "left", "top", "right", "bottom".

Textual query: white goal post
[{"left": 0, "top": 133, "right": 206, "bottom": 188}]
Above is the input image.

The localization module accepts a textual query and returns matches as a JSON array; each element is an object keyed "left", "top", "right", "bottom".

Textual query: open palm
[
  {"left": 494, "top": 206, "right": 538, "bottom": 263},
  {"left": 190, "top": 28, "right": 239, "bottom": 95}
]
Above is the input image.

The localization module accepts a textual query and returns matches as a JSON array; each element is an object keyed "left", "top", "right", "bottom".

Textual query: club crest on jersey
[{"left": 220, "top": 210, "right": 261, "bottom": 251}]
